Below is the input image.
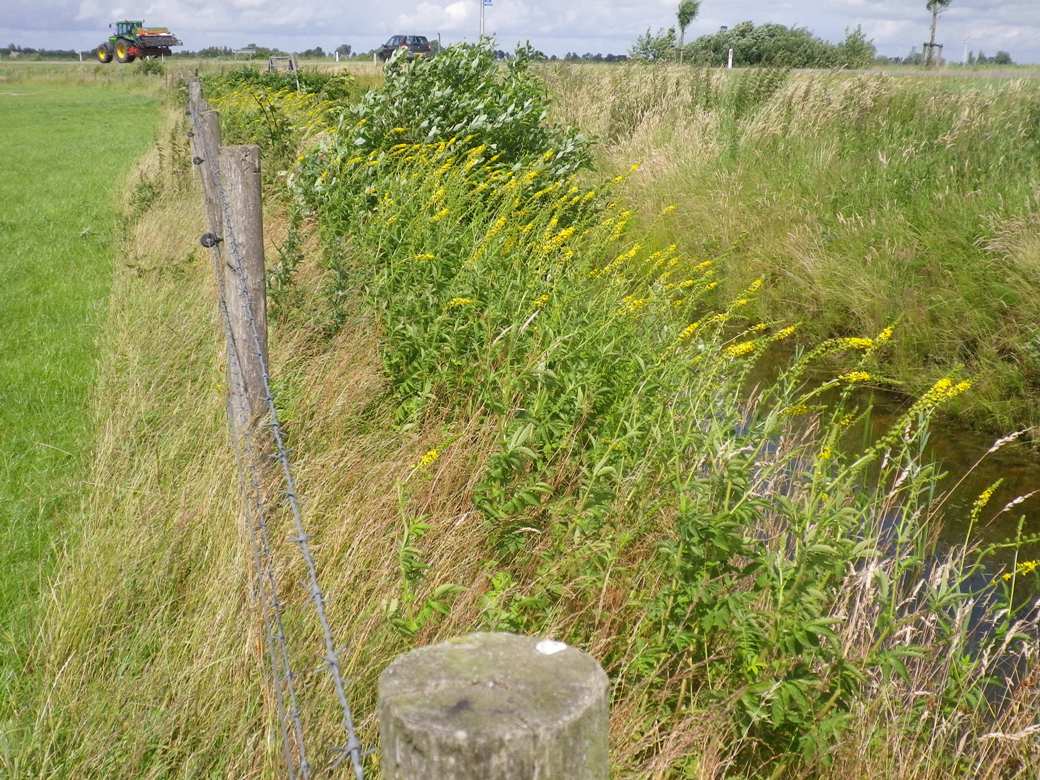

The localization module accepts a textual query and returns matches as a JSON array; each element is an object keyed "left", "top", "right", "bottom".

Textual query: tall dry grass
[{"left": 543, "top": 64, "right": 1040, "bottom": 434}]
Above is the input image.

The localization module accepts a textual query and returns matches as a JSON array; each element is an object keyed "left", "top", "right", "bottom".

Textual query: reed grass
[{"left": 542, "top": 64, "right": 1040, "bottom": 434}]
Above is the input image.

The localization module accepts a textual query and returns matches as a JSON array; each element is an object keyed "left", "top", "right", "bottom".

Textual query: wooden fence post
[
  {"left": 217, "top": 144, "right": 269, "bottom": 436},
  {"left": 195, "top": 110, "right": 225, "bottom": 266},
  {"left": 378, "top": 633, "right": 609, "bottom": 779},
  {"left": 188, "top": 79, "right": 203, "bottom": 119},
  {"left": 190, "top": 105, "right": 251, "bottom": 441}
]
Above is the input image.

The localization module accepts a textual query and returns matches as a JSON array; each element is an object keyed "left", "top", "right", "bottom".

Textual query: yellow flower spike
[
  {"left": 678, "top": 323, "right": 698, "bottom": 340},
  {"left": 876, "top": 326, "right": 895, "bottom": 345},
  {"left": 1003, "top": 560, "right": 1040, "bottom": 581},
  {"left": 533, "top": 293, "right": 551, "bottom": 308},
  {"left": 447, "top": 297, "right": 475, "bottom": 309},
  {"left": 772, "top": 325, "right": 798, "bottom": 341},
  {"left": 431, "top": 208, "right": 451, "bottom": 223},
  {"left": 630, "top": 162, "right": 641, "bottom": 173},
  {"left": 819, "top": 446, "right": 833, "bottom": 461},
  {"left": 416, "top": 448, "right": 440, "bottom": 469},
  {"left": 724, "top": 340, "right": 758, "bottom": 358},
  {"left": 970, "top": 479, "right": 1003, "bottom": 528},
  {"left": 539, "top": 226, "right": 576, "bottom": 256},
  {"left": 840, "top": 371, "right": 873, "bottom": 384},
  {"left": 414, "top": 253, "right": 436, "bottom": 262},
  {"left": 838, "top": 337, "right": 875, "bottom": 351},
  {"left": 660, "top": 204, "right": 677, "bottom": 216},
  {"left": 619, "top": 295, "right": 649, "bottom": 315},
  {"left": 485, "top": 216, "right": 508, "bottom": 242}
]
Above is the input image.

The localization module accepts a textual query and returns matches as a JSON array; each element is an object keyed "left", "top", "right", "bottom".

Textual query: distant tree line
[
  {"left": 631, "top": 21, "right": 878, "bottom": 68},
  {"left": 2, "top": 43, "right": 86, "bottom": 59},
  {"left": 562, "top": 52, "right": 629, "bottom": 63}
]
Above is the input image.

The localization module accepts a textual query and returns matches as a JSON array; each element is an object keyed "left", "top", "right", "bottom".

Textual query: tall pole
[
  {"left": 926, "top": 5, "right": 939, "bottom": 67},
  {"left": 479, "top": 0, "right": 485, "bottom": 39}
]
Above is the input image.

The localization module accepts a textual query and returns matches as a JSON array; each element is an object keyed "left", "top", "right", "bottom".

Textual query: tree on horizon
[
  {"left": 925, "top": 0, "right": 953, "bottom": 66},
  {"left": 677, "top": 0, "right": 701, "bottom": 64}
]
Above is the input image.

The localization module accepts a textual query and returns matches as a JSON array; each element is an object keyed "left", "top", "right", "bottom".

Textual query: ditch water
[{"left": 749, "top": 354, "right": 1040, "bottom": 575}]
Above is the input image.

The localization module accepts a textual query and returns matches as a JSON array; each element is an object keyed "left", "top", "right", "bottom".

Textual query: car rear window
[{"left": 408, "top": 36, "right": 428, "bottom": 45}]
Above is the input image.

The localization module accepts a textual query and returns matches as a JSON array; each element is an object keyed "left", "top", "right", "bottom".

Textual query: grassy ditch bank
[
  {"left": 546, "top": 65, "right": 1040, "bottom": 435},
  {"left": 203, "top": 49, "right": 1038, "bottom": 776}
]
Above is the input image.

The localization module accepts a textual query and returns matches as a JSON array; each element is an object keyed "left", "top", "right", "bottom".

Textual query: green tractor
[{"left": 95, "top": 20, "right": 181, "bottom": 64}]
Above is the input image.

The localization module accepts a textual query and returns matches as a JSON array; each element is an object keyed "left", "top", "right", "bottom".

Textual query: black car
[{"left": 377, "top": 35, "right": 433, "bottom": 62}]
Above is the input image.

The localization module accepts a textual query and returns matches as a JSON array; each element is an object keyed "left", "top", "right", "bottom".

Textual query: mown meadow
[
  {"left": 6, "top": 52, "right": 1039, "bottom": 778},
  {"left": 0, "top": 79, "right": 159, "bottom": 732}
]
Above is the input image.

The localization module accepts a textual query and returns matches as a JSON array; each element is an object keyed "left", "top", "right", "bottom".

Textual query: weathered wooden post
[
  {"left": 188, "top": 79, "right": 203, "bottom": 118},
  {"left": 217, "top": 144, "right": 269, "bottom": 436},
  {"left": 194, "top": 110, "right": 225, "bottom": 262},
  {"left": 378, "top": 633, "right": 609, "bottom": 779}
]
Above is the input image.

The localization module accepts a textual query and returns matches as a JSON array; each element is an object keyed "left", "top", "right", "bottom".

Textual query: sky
[{"left": 2, "top": 0, "right": 1038, "bottom": 62}]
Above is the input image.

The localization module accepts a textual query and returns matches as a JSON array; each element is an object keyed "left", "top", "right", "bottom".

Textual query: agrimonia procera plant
[{"left": 227, "top": 44, "right": 1039, "bottom": 775}]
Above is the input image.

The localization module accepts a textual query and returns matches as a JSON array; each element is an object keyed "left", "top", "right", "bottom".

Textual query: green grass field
[{"left": 0, "top": 83, "right": 159, "bottom": 709}]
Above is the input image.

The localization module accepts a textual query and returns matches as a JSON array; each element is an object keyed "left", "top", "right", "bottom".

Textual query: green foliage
[
  {"left": 137, "top": 57, "right": 164, "bottom": 76},
  {"left": 684, "top": 20, "right": 876, "bottom": 68},
  {"left": 630, "top": 27, "right": 678, "bottom": 62},
  {"left": 346, "top": 41, "right": 590, "bottom": 178},
  {"left": 677, "top": 0, "right": 701, "bottom": 31},
  {"left": 202, "top": 66, "right": 357, "bottom": 102},
  {"left": 220, "top": 58, "right": 1039, "bottom": 776}
]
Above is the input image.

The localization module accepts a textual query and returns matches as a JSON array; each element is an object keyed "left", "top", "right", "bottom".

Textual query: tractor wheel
[
  {"left": 114, "top": 39, "right": 136, "bottom": 64},
  {"left": 96, "top": 43, "right": 113, "bottom": 63}
]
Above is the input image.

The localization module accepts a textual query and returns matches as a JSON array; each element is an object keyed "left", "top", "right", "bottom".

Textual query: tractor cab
[{"left": 114, "top": 20, "right": 144, "bottom": 37}]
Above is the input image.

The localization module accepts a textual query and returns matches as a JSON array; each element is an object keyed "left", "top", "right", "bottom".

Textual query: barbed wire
[
  {"left": 191, "top": 97, "right": 308, "bottom": 778},
  {"left": 197, "top": 97, "right": 365, "bottom": 780},
  {"left": 222, "top": 294, "right": 310, "bottom": 779}
]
